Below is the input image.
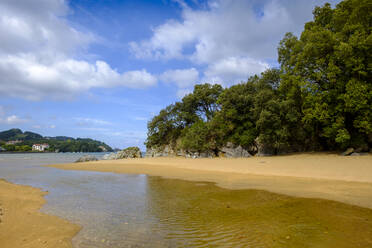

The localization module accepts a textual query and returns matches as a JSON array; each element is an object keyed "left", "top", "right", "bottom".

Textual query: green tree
[
  {"left": 278, "top": 0, "right": 372, "bottom": 150},
  {"left": 214, "top": 79, "right": 257, "bottom": 149}
]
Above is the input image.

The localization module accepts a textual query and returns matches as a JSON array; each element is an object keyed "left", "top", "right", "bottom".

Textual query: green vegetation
[
  {"left": 146, "top": 0, "right": 371, "bottom": 155},
  {"left": 0, "top": 128, "right": 113, "bottom": 153}
]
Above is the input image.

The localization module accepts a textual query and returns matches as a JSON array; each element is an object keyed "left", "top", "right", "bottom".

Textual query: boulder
[
  {"left": 102, "top": 153, "right": 118, "bottom": 160},
  {"left": 341, "top": 147, "right": 354, "bottom": 156},
  {"left": 220, "top": 142, "right": 252, "bottom": 158},
  {"left": 75, "top": 155, "right": 98, "bottom": 163},
  {"left": 255, "top": 138, "right": 274, "bottom": 156},
  {"left": 116, "top": 147, "right": 142, "bottom": 159}
]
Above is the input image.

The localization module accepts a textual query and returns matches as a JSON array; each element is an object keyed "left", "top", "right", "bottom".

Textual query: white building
[{"left": 32, "top": 143, "right": 49, "bottom": 151}]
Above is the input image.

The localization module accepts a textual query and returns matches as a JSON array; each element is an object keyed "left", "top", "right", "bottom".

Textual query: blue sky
[{"left": 0, "top": 0, "right": 340, "bottom": 150}]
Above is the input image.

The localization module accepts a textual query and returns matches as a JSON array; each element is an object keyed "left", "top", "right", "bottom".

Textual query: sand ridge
[
  {"left": 0, "top": 179, "right": 80, "bottom": 248},
  {"left": 48, "top": 153, "right": 372, "bottom": 209}
]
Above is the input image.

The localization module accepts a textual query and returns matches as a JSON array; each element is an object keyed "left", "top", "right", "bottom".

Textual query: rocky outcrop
[
  {"left": 116, "top": 147, "right": 142, "bottom": 159},
  {"left": 255, "top": 138, "right": 274, "bottom": 156},
  {"left": 145, "top": 145, "right": 177, "bottom": 157},
  {"left": 220, "top": 142, "right": 252, "bottom": 158},
  {"left": 75, "top": 155, "right": 98, "bottom": 163},
  {"left": 146, "top": 143, "right": 252, "bottom": 158},
  {"left": 102, "top": 147, "right": 142, "bottom": 160},
  {"left": 146, "top": 145, "right": 215, "bottom": 158},
  {"left": 185, "top": 151, "right": 215, "bottom": 158}
]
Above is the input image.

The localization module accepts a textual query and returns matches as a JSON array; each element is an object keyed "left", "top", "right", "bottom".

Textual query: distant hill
[{"left": 0, "top": 128, "right": 113, "bottom": 152}]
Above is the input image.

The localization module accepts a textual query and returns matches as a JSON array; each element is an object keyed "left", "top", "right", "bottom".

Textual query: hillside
[{"left": 0, "top": 128, "right": 113, "bottom": 152}]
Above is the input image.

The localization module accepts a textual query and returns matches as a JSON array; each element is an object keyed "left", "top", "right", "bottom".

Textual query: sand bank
[
  {"left": 0, "top": 179, "right": 80, "bottom": 248},
  {"left": 49, "top": 153, "right": 372, "bottom": 209}
]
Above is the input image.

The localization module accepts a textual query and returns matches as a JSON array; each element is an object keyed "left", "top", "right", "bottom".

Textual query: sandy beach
[
  {"left": 0, "top": 179, "right": 80, "bottom": 248},
  {"left": 49, "top": 153, "right": 372, "bottom": 209}
]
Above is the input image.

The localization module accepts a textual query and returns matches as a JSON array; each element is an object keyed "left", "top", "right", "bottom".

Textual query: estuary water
[{"left": 1, "top": 153, "right": 372, "bottom": 248}]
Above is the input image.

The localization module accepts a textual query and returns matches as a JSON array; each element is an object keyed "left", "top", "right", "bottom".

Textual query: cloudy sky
[{"left": 0, "top": 0, "right": 340, "bottom": 149}]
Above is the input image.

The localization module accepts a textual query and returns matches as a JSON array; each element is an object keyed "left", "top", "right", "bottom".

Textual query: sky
[{"left": 0, "top": 0, "right": 341, "bottom": 150}]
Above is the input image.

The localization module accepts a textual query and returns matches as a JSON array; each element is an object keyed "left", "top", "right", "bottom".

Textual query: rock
[
  {"left": 75, "top": 155, "right": 98, "bottom": 163},
  {"left": 102, "top": 153, "right": 117, "bottom": 160},
  {"left": 220, "top": 142, "right": 252, "bottom": 158},
  {"left": 116, "top": 147, "right": 142, "bottom": 159},
  {"left": 255, "top": 138, "right": 274, "bottom": 156},
  {"left": 341, "top": 147, "right": 354, "bottom": 156},
  {"left": 145, "top": 145, "right": 177, "bottom": 157}
]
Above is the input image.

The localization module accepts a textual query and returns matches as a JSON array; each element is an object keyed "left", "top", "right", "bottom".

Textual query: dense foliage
[
  {"left": 0, "top": 128, "right": 113, "bottom": 152},
  {"left": 146, "top": 0, "right": 371, "bottom": 155}
]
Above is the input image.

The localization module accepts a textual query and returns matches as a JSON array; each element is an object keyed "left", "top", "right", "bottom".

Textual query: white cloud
[
  {"left": 176, "top": 88, "right": 193, "bottom": 98},
  {"left": 0, "top": 0, "right": 157, "bottom": 100},
  {"left": 0, "top": 115, "right": 29, "bottom": 125},
  {"left": 0, "top": 105, "right": 29, "bottom": 125},
  {"left": 0, "top": 55, "right": 157, "bottom": 100},
  {"left": 204, "top": 56, "right": 269, "bottom": 86},
  {"left": 49, "top": 125, "right": 56, "bottom": 129},
  {"left": 131, "top": 0, "right": 340, "bottom": 64},
  {"left": 130, "top": 0, "right": 340, "bottom": 88},
  {"left": 160, "top": 68, "right": 199, "bottom": 88},
  {"left": 74, "top": 117, "right": 112, "bottom": 127}
]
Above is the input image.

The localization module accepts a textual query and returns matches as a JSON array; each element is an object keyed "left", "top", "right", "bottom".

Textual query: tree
[
  {"left": 146, "top": 0, "right": 371, "bottom": 154},
  {"left": 278, "top": 0, "right": 372, "bottom": 150},
  {"left": 214, "top": 79, "right": 257, "bottom": 149}
]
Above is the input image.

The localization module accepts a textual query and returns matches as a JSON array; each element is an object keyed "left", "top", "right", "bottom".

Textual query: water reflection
[
  {"left": 145, "top": 177, "right": 372, "bottom": 248},
  {"left": 1, "top": 154, "right": 372, "bottom": 248}
]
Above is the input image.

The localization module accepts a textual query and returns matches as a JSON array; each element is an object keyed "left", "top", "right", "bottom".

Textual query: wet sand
[
  {"left": 49, "top": 153, "right": 372, "bottom": 209},
  {"left": 0, "top": 179, "right": 80, "bottom": 248}
]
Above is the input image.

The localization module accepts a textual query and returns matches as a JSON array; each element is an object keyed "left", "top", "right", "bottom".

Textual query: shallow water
[{"left": 1, "top": 153, "right": 372, "bottom": 247}]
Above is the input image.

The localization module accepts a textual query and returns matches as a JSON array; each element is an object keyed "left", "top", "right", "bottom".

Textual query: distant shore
[
  {"left": 0, "top": 179, "right": 80, "bottom": 248},
  {"left": 48, "top": 153, "right": 372, "bottom": 209}
]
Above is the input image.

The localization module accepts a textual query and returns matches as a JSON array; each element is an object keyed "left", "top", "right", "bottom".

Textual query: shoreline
[
  {"left": 48, "top": 153, "right": 372, "bottom": 209},
  {"left": 0, "top": 179, "right": 80, "bottom": 248}
]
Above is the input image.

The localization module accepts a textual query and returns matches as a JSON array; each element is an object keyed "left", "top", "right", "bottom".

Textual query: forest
[
  {"left": 146, "top": 0, "right": 371, "bottom": 156},
  {"left": 0, "top": 128, "right": 113, "bottom": 152}
]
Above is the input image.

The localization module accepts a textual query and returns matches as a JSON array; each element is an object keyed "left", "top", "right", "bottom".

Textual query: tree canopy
[{"left": 146, "top": 0, "right": 371, "bottom": 155}]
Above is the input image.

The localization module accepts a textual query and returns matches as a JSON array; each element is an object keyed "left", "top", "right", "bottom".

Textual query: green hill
[{"left": 0, "top": 129, "right": 113, "bottom": 153}]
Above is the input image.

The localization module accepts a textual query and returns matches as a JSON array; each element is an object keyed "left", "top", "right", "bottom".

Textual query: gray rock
[
  {"left": 255, "top": 137, "right": 274, "bottom": 156},
  {"left": 116, "top": 147, "right": 142, "bottom": 159},
  {"left": 187, "top": 151, "right": 215, "bottom": 158},
  {"left": 102, "top": 153, "right": 118, "bottom": 160},
  {"left": 102, "top": 147, "right": 142, "bottom": 160},
  {"left": 341, "top": 147, "right": 354, "bottom": 156},
  {"left": 145, "top": 145, "right": 177, "bottom": 157},
  {"left": 220, "top": 142, "right": 252, "bottom": 158},
  {"left": 75, "top": 155, "right": 98, "bottom": 163}
]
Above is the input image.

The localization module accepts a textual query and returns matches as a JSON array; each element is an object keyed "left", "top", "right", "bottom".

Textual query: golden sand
[
  {"left": 49, "top": 153, "right": 372, "bottom": 209},
  {"left": 0, "top": 179, "right": 80, "bottom": 248}
]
